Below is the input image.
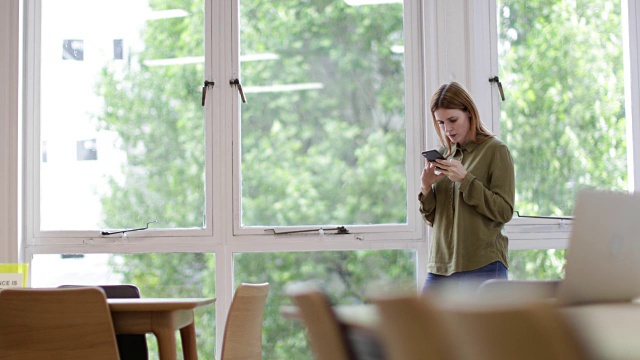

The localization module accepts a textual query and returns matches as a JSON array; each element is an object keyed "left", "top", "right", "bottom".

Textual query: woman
[{"left": 419, "top": 82, "right": 515, "bottom": 293}]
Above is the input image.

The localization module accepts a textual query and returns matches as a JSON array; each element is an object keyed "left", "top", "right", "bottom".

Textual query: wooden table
[{"left": 108, "top": 298, "right": 216, "bottom": 360}]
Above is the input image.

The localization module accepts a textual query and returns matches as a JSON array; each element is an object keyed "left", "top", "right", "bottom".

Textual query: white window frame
[{"left": 3, "top": 0, "right": 640, "bottom": 357}]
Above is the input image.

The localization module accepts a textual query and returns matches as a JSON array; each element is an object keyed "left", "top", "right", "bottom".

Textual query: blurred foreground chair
[
  {"left": 286, "top": 282, "right": 355, "bottom": 360},
  {"left": 373, "top": 293, "right": 457, "bottom": 360},
  {"left": 58, "top": 284, "right": 148, "bottom": 360},
  {"left": 220, "top": 282, "right": 270, "bottom": 360},
  {"left": 0, "top": 287, "right": 120, "bottom": 360},
  {"left": 442, "top": 301, "right": 592, "bottom": 360},
  {"left": 476, "top": 279, "right": 562, "bottom": 304}
]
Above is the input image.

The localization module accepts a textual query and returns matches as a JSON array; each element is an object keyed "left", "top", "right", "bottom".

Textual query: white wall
[
  {"left": 426, "top": 0, "right": 497, "bottom": 136},
  {"left": 0, "top": 0, "right": 20, "bottom": 263}
]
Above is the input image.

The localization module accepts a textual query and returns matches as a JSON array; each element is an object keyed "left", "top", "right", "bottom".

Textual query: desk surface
[{"left": 108, "top": 297, "right": 215, "bottom": 311}]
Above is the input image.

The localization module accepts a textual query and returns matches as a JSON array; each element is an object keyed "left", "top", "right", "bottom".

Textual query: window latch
[
  {"left": 264, "top": 226, "right": 349, "bottom": 235},
  {"left": 201, "top": 80, "right": 215, "bottom": 106},
  {"left": 514, "top": 211, "right": 572, "bottom": 221},
  {"left": 100, "top": 220, "right": 157, "bottom": 236},
  {"left": 489, "top": 76, "right": 505, "bottom": 101},
  {"left": 230, "top": 78, "right": 247, "bottom": 103}
]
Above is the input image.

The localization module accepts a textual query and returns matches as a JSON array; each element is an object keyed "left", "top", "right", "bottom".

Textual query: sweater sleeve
[
  {"left": 418, "top": 189, "right": 437, "bottom": 226},
  {"left": 459, "top": 144, "right": 515, "bottom": 223}
]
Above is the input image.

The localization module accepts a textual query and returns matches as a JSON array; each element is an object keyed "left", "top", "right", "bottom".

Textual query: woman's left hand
[{"left": 434, "top": 159, "right": 467, "bottom": 183}]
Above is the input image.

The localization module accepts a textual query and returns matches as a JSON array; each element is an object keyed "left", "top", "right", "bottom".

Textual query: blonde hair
[{"left": 430, "top": 82, "right": 493, "bottom": 156}]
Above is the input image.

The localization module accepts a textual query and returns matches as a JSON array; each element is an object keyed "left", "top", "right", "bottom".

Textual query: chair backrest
[
  {"left": 442, "top": 302, "right": 591, "bottom": 360},
  {"left": 286, "top": 282, "right": 354, "bottom": 360},
  {"left": 59, "top": 284, "right": 148, "bottom": 360},
  {"left": 59, "top": 284, "right": 141, "bottom": 298},
  {"left": 0, "top": 287, "right": 121, "bottom": 360},
  {"left": 220, "top": 282, "right": 270, "bottom": 360},
  {"left": 372, "top": 294, "right": 456, "bottom": 360}
]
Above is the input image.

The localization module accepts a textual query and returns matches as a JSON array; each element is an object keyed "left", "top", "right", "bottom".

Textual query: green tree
[
  {"left": 238, "top": 0, "right": 406, "bottom": 226},
  {"left": 97, "top": 0, "right": 206, "bottom": 230},
  {"left": 499, "top": 0, "right": 626, "bottom": 216}
]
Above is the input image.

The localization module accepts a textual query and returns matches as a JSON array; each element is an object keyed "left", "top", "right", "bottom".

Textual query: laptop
[{"left": 556, "top": 188, "right": 640, "bottom": 305}]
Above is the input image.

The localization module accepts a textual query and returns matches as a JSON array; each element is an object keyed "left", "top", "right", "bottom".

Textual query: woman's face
[{"left": 434, "top": 108, "right": 471, "bottom": 145}]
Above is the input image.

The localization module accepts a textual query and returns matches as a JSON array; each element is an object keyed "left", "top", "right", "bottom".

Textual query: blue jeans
[{"left": 421, "top": 261, "right": 508, "bottom": 294}]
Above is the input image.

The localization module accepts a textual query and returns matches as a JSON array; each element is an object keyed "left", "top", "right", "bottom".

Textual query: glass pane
[
  {"left": 234, "top": 249, "right": 416, "bottom": 358},
  {"left": 31, "top": 253, "right": 216, "bottom": 358},
  {"left": 239, "top": 0, "right": 406, "bottom": 227},
  {"left": 508, "top": 249, "right": 565, "bottom": 280},
  {"left": 497, "top": 0, "right": 626, "bottom": 217},
  {"left": 40, "top": 0, "right": 206, "bottom": 231}
]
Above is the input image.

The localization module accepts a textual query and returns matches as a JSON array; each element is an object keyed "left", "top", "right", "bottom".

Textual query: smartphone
[{"left": 421, "top": 150, "right": 446, "bottom": 162}]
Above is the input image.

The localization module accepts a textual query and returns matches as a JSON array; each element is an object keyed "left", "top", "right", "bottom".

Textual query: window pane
[
  {"left": 239, "top": 0, "right": 407, "bottom": 227},
  {"left": 508, "top": 249, "right": 565, "bottom": 280},
  {"left": 497, "top": 0, "right": 626, "bottom": 217},
  {"left": 40, "top": 0, "right": 206, "bottom": 231},
  {"left": 31, "top": 253, "right": 216, "bottom": 358},
  {"left": 234, "top": 250, "right": 415, "bottom": 358}
]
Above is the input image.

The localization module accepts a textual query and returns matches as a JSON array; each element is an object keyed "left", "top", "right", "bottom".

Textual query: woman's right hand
[{"left": 421, "top": 161, "right": 444, "bottom": 195}]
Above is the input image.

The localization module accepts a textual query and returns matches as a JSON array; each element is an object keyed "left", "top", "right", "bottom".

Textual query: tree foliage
[{"left": 499, "top": 0, "right": 626, "bottom": 216}]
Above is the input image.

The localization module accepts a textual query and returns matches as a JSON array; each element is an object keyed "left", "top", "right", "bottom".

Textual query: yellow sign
[{"left": 0, "top": 263, "right": 29, "bottom": 289}]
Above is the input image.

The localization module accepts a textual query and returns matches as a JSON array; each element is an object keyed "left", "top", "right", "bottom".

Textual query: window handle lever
[
  {"left": 230, "top": 78, "right": 247, "bottom": 103},
  {"left": 264, "top": 226, "right": 349, "bottom": 235},
  {"left": 201, "top": 80, "right": 215, "bottom": 106},
  {"left": 489, "top": 76, "right": 505, "bottom": 101},
  {"left": 101, "top": 220, "right": 157, "bottom": 236}
]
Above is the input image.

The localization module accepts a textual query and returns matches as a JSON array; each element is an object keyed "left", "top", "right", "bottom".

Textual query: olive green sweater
[{"left": 419, "top": 136, "right": 515, "bottom": 276}]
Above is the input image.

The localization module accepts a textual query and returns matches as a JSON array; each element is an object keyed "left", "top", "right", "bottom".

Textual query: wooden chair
[
  {"left": 286, "top": 282, "right": 354, "bottom": 360},
  {"left": 0, "top": 287, "right": 120, "bottom": 360},
  {"left": 59, "top": 284, "right": 148, "bottom": 360},
  {"left": 442, "top": 301, "right": 592, "bottom": 360},
  {"left": 220, "top": 282, "right": 270, "bottom": 360},
  {"left": 372, "top": 293, "right": 456, "bottom": 360}
]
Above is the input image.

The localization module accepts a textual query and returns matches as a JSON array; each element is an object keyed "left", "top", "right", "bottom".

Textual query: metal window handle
[
  {"left": 230, "top": 78, "right": 247, "bottom": 103},
  {"left": 489, "top": 76, "right": 505, "bottom": 101},
  {"left": 100, "top": 220, "right": 157, "bottom": 236},
  {"left": 264, "top": 226, "right": 349, "bottom": 235},
  {"left": 201, "top": 80, "right": 215, "bottom": 106}
]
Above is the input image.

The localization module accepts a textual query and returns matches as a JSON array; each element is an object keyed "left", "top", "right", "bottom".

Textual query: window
[
  {"left": 497, "top": 0, "right": 627, "bottom": 279},
  {"left": 498, "top": 0, "right": 627, "bottom": 217},
  {"left": 237, "top": 0, "right": 408, "bottom": 228},
  {"left": 234, "top": 249, "right": 415, "bottom": 358},
  {"left": 76, "top": 139, "right": 97, "bottom": 161},
  {"left": 37, "top": 0, "right": 206, "bottom": 231},
  {"left": 62, "top": 39, "right": 83, "bottom": 61},
  {"left": 30, "top": 252, "right": 216, "bottom": 359}
]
